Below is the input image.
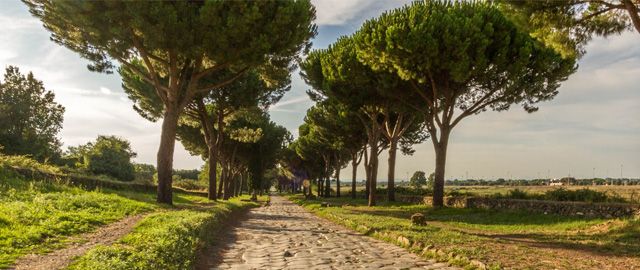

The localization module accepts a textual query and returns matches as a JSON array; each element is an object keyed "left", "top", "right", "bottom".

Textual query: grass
[
  {"left": 0, "top": 170, "right": 157, "bottom": 268},
  {"left": 289, "top": 194, "right": 640, "bottom": 270},
  {"left": 67, "top": 196, "right": 260, "bottom": 270},
  {"left": 0, "top": 157, "right": 249, "bottom": 269}
]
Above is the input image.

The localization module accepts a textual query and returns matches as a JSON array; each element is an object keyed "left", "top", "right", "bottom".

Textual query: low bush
[{"left": 0, "top": 154, "right": 62, "bottom": 174}]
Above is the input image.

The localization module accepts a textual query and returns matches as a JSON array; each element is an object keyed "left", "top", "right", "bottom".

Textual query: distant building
[{"left": 549, "top": 177, "right": 576, "bottom": 186}]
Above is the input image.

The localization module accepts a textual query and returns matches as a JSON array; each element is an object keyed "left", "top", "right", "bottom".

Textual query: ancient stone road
[{"left": 209, "top": 196, "right": 458, "bottom": 270}]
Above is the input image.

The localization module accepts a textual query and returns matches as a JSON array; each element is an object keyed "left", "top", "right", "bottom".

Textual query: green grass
[
  {"left": 0, "top": 170, "right": 158, "bottom": 268},
  {"left": 0, "top": 161, "right": 232, "bottom": 269},
  {"left": 289, "top": 195, "right": 640, "bottom": 270},
  {"left": 67, "top": 196, "right": 260, "bottom": 270}
]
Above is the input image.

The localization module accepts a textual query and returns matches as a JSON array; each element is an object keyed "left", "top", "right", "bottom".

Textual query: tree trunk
[
  {"left": 432, "top": 128, "right": 451, "bottom": 207},
  {"left": 238, "top": 172, "right": 244, "bottom": 196},
  {"left": 363, "top": 146, "right": 370, "bottom": 199},
  {"left": 222, "top": 164, "right": 230, "bottom": 200},
  {"left": 317, "top": 178, "right": 321, "bottom": 197},
  {"left": 156, "top": 106, "right": 179, "bottom": 204},
  {"left": 336, "top": 165, "right": 341, "bottom": 197},
  {"left": 325, "top": 177, "right": 331, "bottom": 197},
  {"left": 217, "top": 168, "right": 224, "bottom": 199},
  {"left": 207, "top": 146, "right": 217, "bottom": 200},
  {"left": 351, "top": 153, "right": 358, "bottom": 199},
  {"left": 368, "top": 140, "right": 379, "bottom": 207},
  {"left": 387, "top": 140, "right": 397, "bottom": 202},
  {"left": 623, "top": 0, "right": 640, "bottom": 33}
]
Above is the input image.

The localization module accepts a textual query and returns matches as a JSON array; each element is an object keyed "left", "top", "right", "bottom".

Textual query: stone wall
[
  {"left": 389, "top": 194, "right": 640, "bottom": 218},
  {"left": 466, "top": 197, "right": 640, "bottom": 218}
]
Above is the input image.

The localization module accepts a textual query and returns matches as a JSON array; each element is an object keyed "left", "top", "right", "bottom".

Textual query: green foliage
[
  {"left": 0, "top": 66, "right": 64, "bottom": 162},
  {"left": 68, "top": 136, "right": 137, "bottom": 182},
  {"left": 68, "top": 198, "right": 258, "bottom": 270},
  {"left": 0, "top": 170, "right": 154, "bottom": 268},
  {"left": 0, "top": 154, "right": 62, "bottom": 174},
  {"left": 498, "top": 0, "right": 637, "bottom": 58},
  {"left": 410, "top": 171, "right": 427, "bottom": 190},
  {"left": 172, "top": 169, "right": 200, "bottom": 181},
  {"left": 133, "top": 163, "right": 156, "bottom": 182}
]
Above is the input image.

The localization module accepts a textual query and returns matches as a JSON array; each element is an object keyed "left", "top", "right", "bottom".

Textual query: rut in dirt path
[
  {"left": 203, "top": 196, "right": 459, "bottom": 270},
  {"left": 10, "top": 214, "right": 146, "bottom": 270}
]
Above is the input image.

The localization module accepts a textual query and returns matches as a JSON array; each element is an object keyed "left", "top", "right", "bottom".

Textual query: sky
[{"left": 0, "top": 0, "right": 638, "bottom": 180}]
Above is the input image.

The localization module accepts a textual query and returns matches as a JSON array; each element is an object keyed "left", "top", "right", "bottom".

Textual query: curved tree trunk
[
  {"left": 156, "top": 106, "right": 179, "bottom": 204},
  {"left": 325, "top": 177, "right": 331, "bottom": 197},
  {"left": 387, "top": 140, "right": 397, "bottom": 202}
]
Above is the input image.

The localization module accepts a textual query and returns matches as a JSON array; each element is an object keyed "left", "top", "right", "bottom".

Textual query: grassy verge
[
  {"left": 0, "top": 157, "right": 233, "bottom": 269},
  {"left": 289, "top": 194, "right": 640, "bottom": 270},
  {"left": 0, "top": 169, "right": 158, "bottom": 268},
  {"left": 67, "top": 196, "right": 260, "bottom": 270}
]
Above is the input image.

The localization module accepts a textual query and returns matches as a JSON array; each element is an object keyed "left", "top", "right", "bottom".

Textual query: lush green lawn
[
  {"left": 68, "top": 196, "right": 260, "bottom": 270},
  {"left": 289, "top": 195, "right": 640, "bottom": 270}
]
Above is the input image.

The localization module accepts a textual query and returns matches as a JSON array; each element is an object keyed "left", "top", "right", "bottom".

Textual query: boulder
[
  {"left": 411, "top": 213, "right": 426, "bottom": 226},
  {"left": 320, "top": 202, "right": 330, "bottom": 207}
]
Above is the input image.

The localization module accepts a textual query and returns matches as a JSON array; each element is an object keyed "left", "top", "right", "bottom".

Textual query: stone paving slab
[{"left": 208, "top": 196, "right": 459, "bottom": 270}]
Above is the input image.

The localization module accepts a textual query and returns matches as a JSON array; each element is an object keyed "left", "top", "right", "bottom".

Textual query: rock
[
  {"left": 410, "top": 213, "right": 426, "bottom": 226},
  {"left": 283, "top": 250, "right": 293, "bottom": 257},
  {"left": 470, "top": 259, "right": 487, "bottom": 269},
  {"left": 320, "top": 202, "right": 330, "bottom": 207}
]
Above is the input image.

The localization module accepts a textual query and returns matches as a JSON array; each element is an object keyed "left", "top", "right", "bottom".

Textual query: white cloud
[
  {"left": 100, "top": 86, "right": 112, "bottom": 95},
  {"left": 311, "top": 0, "right": 411, "bottom": 25}
]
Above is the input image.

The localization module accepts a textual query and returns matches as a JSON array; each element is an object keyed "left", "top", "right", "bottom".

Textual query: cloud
[
  {"left": 269, "top": 95, "right": 312, "bottom": 111},
  {"left": 100, "top": 86, "right": 112, "bottom": 95},
  {"left": 311, "top": 0, "right": 411, "bottom": 26}
]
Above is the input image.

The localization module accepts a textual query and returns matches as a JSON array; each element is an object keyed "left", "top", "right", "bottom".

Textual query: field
[{"left": 289, "top": 194, "right": 640, "bottom": 270}]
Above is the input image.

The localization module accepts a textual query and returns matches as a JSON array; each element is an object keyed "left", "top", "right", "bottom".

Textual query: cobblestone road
[{"left": 209, "top": 196, "right": 458, "bottom": 270}]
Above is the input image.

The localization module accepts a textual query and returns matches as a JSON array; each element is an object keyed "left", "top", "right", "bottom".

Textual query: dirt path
[
  {"left": 203, "top": 196, "right": 458, "bottom": 270},
  {"left": 10, "top": 214, "right": 146, "bottom": 270}
]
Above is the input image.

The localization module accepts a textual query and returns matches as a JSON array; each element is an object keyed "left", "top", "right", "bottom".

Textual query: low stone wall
[
  {"left": 406, "top": 194, "right": 640, "bottom": 218},
  {"left": 466, "top": 197, "right": 640, "bottom": 218}
]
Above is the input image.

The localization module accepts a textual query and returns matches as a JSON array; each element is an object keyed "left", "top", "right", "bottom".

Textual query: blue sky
[{"left": 1, "top": 0, "right": 638, "bottom": 180}]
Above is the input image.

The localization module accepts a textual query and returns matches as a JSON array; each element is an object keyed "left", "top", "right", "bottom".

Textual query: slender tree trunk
[
  {"left": 317, "top": 178, "right": 321, "bottom": 197},
  {"left": 325, "top": 177, "right": 331, "bottom": 197},
  {"left": 387, "top": 140, "right": 397, "bottom": 202},
  {"left": 351, "top": 153, "right": 358, "bottom": 199},
  {"left": 432, "top": 128, "right": 451, "bottom": 207},
  {"left": 336, "top": 165, "right": 341, "bottom": 197},
  {"left": 156, "top": 106, "right": 179, "bottom": 204},
  {"left": 368, "top": 139, "right": 379, "bottom": 207},
  {"left": 238, "top": 172, "right": 244, "bottom": 196},
  {"left": 364, "top": 146, "right": 370, "bottom": 199},
  {"left": 217, "top": 164, "right": 224, "bottom": 199},
  {"left": 207, "top": 146, "right": 217, "bottom": 200},
  {"left": 215, "top": 110, "right": 225, "bottom": 199},
  {"left": 221, "top": 164, "right": 230, "bottom": 200}
]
